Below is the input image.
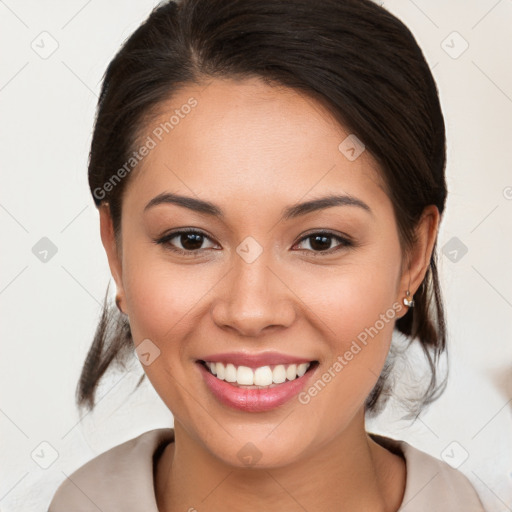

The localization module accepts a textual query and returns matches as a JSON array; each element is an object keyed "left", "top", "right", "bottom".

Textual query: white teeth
[
  {"left": 216, "top": 363, "right": 225, "bottom": 380},
  {"left": 272, "top": 364, "right": 287, "bottom": 384},
  {"left": 297, "top": 363, "right": 309, "bottom": 377},
  {"left": 286, "top": 364, "right": 297, "bottom": 381},
  {"left": 225, "top": 363, "right": 237, "bottom": 382},
  {"left": 204, "top": 361, "right": 313, "bottom": 386},
  {"left": 254, "top": 366, "right": 273, "bottom": 386},
  {"left": 237, "top": 365, "right": 254, "bottom": 385}
]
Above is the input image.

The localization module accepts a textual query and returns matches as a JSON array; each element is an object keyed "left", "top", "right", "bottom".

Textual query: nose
[{"left": 211, "top": 251, "right": 297, "bottom": 338}]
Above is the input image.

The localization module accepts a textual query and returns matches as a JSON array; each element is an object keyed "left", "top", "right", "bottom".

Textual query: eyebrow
[{"left": 144, "top": 192, "right": 373, "bottom": 220}]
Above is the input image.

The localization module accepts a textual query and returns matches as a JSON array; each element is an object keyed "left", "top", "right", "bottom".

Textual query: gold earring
[{"left": 403, "top": 290, "right": 415, "bottom": 308}]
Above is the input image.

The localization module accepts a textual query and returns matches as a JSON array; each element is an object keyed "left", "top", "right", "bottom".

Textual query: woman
[{"left": 48, "top": 0, "right": 486, "bottom": 510}]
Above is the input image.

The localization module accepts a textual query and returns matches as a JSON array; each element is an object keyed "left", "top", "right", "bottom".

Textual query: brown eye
[
  {"left": 294, "top": 231, "right": 352, "bottom": 255},
  {"left": 176, "top": 232, "right": 205, "bottom": 251},
  {"left": 155, "top": 229, "right": 217, "bottom": 255},
  {"left": 154, "top": 229, "right": 352, "bottom": 257}
]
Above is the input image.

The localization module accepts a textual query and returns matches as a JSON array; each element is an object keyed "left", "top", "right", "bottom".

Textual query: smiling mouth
[{"left": 197, "top": 360, "right": 319, "bottom": 389}]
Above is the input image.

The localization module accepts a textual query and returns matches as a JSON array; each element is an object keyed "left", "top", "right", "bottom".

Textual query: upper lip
[{"left": 198, "top": 351, "right": 316, "bottom": 368}]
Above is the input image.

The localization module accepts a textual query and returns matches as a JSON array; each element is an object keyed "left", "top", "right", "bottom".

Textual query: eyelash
[{"left": 154, "top": 228, "right": 354, "bottom": 257}]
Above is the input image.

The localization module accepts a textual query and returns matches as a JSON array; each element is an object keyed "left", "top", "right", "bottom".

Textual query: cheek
[
  {"left": 120, "top": 244, "right": 214, "bottom": 414},
  {"left": 293, "top": 248, "right": 402, "bottom": 407},
  {"left": 298, "top": 251, "right": 401, "bottom": 346},
  {"left": 120, "top": 241, "right": 214, "bottom": 345}
]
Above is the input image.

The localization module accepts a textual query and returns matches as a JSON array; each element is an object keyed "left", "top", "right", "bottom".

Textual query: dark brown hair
[{"left": 78, "top": 0, "right": 448, "bottom": 416}]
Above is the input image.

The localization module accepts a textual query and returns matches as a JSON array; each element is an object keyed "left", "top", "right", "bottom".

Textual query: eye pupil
[
  {"left": 158, "top": 230, "right": 347, "bottom": 256},
  {"left": 310, "top": 235, "right": 331, "bottom": 251},
  {"left": 181, "top": 233, "right": 203, "bottom": 250}
]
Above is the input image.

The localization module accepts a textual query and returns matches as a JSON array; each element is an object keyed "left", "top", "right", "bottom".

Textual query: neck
[{"left": 155, "top": 410, "right": 405, "bottom": 512}]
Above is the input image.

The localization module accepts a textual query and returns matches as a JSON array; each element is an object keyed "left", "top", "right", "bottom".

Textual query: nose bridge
[{"left": 211, "top": 240, "right": 295, "bottom": 336}]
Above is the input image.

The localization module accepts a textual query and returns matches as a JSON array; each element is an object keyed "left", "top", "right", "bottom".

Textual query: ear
[
  {"left": 99, "top": 203, "right": 125, "bottom": 304},
  {"left": 395, "top": 205, "right": 440, "bottom": 317}
]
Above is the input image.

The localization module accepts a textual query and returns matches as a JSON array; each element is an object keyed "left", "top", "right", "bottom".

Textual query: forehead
[{"left": 125, "top": 77, "right": 388, "bottom": 214}]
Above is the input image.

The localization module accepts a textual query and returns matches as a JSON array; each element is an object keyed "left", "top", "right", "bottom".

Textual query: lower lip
[{"left": 197, "top": 361, "right": 317, "bottom": 412}]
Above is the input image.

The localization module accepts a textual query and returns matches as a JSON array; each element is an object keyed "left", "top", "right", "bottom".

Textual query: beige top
[{"left": 48, "top": 428, "right": 486, "bottom": 511}]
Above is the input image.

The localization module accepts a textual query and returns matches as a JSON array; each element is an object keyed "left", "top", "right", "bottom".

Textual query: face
[{"left": 100, "top": 77, "right": 436, "bottom": 467}]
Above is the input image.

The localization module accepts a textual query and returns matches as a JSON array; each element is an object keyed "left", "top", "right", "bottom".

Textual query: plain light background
[{"left": 1, "top": 0, "right": 511, "bottom": 510}]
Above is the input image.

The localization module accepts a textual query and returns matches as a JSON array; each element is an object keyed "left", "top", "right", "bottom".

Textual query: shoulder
[
  {"left": 48, "top": 427, "right": 174, "bottom": 512},
  {"left": 370, "top": 434, "right": 486, "bottom": 512}
]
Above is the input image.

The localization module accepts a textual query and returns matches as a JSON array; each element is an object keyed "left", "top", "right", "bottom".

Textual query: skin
[{"left": 99, "top": 77, "right": 440, "bottom": 511}]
